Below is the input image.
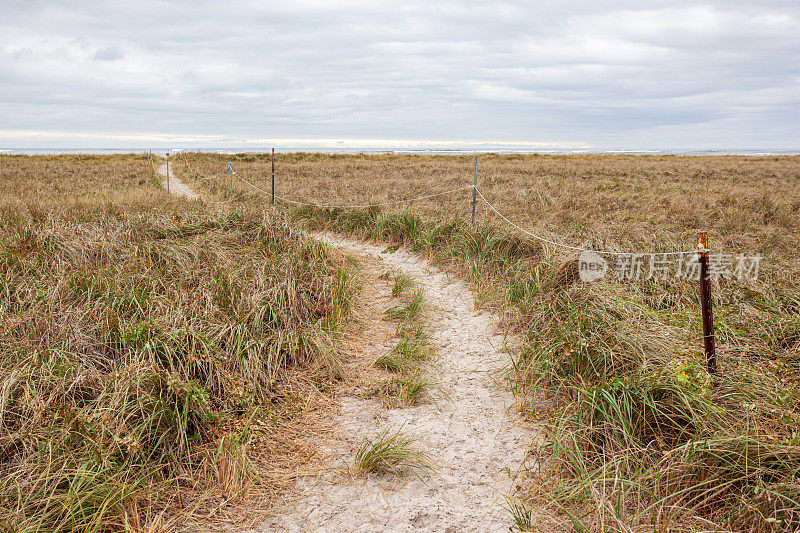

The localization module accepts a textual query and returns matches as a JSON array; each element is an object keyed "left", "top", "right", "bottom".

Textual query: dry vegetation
[
  {"left": 0, "top": 154, "right": 358, "bottom": 530},
  {"left": 182, "top": 152, "right": 799, "bottom": 266},
  {"left": 3, "top": 152, "right": 798, "bottom": 532},
  {"left": 181, "top": 152, "right": 800, "bottom": 532}
]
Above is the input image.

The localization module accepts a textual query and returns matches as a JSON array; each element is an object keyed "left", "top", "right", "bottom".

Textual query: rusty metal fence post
[
  {"left": 697, "top": 232, "right": 717, "bottom": 374},
  {"left": 271, "top": 148, "right": 275, "bottom": 206},
  {"left": 471, "top": 156, "right": 478, "bottom": 225}
]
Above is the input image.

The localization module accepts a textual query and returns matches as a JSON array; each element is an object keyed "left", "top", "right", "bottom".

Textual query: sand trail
[
  {"left": 156, "top": 172, "right": 538, "bottom": 530},
  {"left": 158, "top": 162, "right": 200, "bottom": 200},
  {"left": 251, "top": 233, "right": 537, "bottom": 532}
]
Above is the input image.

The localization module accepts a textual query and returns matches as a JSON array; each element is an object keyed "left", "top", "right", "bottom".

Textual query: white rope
[
  {"left": 475, "top": 189, "right": 698, "bottom": 256},
  {"left": 233, "top": 170, "right": 472, "bottom": 208},
  {"left": 207, "top": 160, "right": 700, "bottom": 257},
  {"left": 180, "top": 154, "right": 226, "bottom": 183},
  {"left": 181, "top": 159, "right": 240, "bottom": 203},
  {"left": 186, "top": 163, "right": 224, "bottom": 182},
  {"left": 188, "top": 171, "right": 240, "bottom": 203},
  {"left": 231, "top": 171, "right": 271, "bottom": 195}
]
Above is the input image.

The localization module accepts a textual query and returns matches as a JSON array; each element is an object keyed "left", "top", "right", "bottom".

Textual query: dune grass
[
  {"left": 178, "top": 152, "right": 800, "bottom": 263},
  {"left": 8, "top": 152, "right": 799, "bottom": 531},
  {"left": 373, "top": 272, "right": 437, "bottom": 406},
  {"left": 377, "top": 372, "right": 439, "bottom": 406},
  {"left": 0, "top": 155, "right": 358, "bottom": 531},
  {"left": 374, "top": 352, "right": 409, "bottom": 374},
  {"left": 391, "top": 271, "right": 414, "bottom": 297},
  {"left": 283, "top": 162, "right": 799, "bottom": 532},
  {"left": 385, "top": 287, "right": 426, "bottom": 321}
]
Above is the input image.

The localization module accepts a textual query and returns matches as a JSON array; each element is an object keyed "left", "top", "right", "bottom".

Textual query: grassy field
[
  {"left": 181, "top": 152, "right": 799, "bottom": 265},
  {"left": 0, "top": 155, "right": 357, "bottom": 530},
  {"left": 3, "top": 152, "right": 799, "bottom": 531},
  {"left": 180, "top": 152, "right": 800, "bottom": 532}
]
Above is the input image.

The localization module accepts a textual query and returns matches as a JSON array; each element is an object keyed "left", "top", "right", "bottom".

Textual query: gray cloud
[
  {"left": 92, "top": 46, "right": 124, "bottom": 61},
  {"left": 0, "top": 0, "right": 798, "bottom": 149}
]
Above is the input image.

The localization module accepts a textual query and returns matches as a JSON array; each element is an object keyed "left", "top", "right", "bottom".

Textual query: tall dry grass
[
  {"left": 0, "top": 155, "right": 358, "bottom": 531},
  {"left": 178, "top": 151, "right": 800, "bottom": 532},
  {"left": 181, "top": 152, "right": 800, "bottom": 265}
]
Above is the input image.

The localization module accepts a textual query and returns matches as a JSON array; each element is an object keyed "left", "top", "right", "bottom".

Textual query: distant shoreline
[{"left": 2, "top": 148, "right": 799, "bottom": 156}]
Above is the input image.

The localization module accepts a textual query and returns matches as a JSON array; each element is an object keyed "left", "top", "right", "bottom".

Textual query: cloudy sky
[{"left": 1, "top": 1, "right": 799, "bottom": 150}]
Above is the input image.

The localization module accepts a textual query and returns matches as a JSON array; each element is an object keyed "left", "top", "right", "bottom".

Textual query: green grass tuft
[
  {"left": 354, "top": 428, "right": 432, "bottom": 477},
  {"left": 378, "top": 372, "right": 438, "bottom": 406},
  {"left": 386, "top": 287, "right": 426, "bottom": 321},
  {"left": 374, "top": 352, "right": 408, "bottom": 373},
  {"left": 391, "top": 271, "right": 414, "bottom": 297}
]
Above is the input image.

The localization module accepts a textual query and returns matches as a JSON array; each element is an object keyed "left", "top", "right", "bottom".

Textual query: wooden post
[
  {"left": 471, "top": 156, "right": 478, "bottom": 225},
  {"left": 271, "top": 148, "right": 275, "bottom": 206},
  {"left": 165, "top": 153, "right": 170, "bottom": 193},
  {"left": 184, "top": 152, "right": 187, "bottom": 169},
  {"left": 697, "top": 232, "right": 717, "bottom": 374}
]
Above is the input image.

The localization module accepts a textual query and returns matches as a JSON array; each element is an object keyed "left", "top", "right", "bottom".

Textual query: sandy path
[
  {"left": 157, "top": 161, "right": 200, "bottom": 200},
  {"left": 251, "top": 233, "right": 537, "bottom": 532},
  {"left": 155, "top": 174, "right": 538, "bottom": 530}
]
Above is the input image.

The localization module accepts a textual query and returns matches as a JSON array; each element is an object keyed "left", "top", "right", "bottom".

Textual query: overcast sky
[{"left": 1, "top": 1, "right": 799, "bottom": 150}]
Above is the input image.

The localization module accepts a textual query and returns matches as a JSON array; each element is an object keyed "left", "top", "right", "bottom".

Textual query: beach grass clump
[
  {"left": 391, "top": 271, "right": 414, "bottom": 297},
  {"left": 374, "top": 318, "right": 433, "bottom": 373},
  {"left": 377, "top": 372, "right": 438, "bottom": 406},
  {"left": 391, "top": 337, "right": 434, "bottom": 363},
  {"left": 508, "top": 502, "right": 534, "bottom": 532},
  {"left": 354, "top": 428, "right": 431, "bottom": 477},
  {"left": 372, "top": 272, "right": 436, "bottom": 405},
  {"left": 396, "top": 320, "right": 429, "bottom": 343},
  {"left": 374, "top": 352, "right": 409, "bottom": 374},
  {"left": 385, "top": 287, "right": 426, "bottom": 321}
]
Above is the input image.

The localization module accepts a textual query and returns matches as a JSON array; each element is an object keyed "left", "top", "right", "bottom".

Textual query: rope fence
[
  {"left": 233, "top": 169, "right": 473, "bottom": 209},
  {"left": 221, "top": 161, "right": 698, "bottom": 257},
  {"left": 174, "top": 150, "right": 726, "bottom": 374},
  {"left": 179, "top": 152, "right": 697, "bottom": 255},
  {"left": 475, "top": 189, "right": 697, "bottom": 256}
]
